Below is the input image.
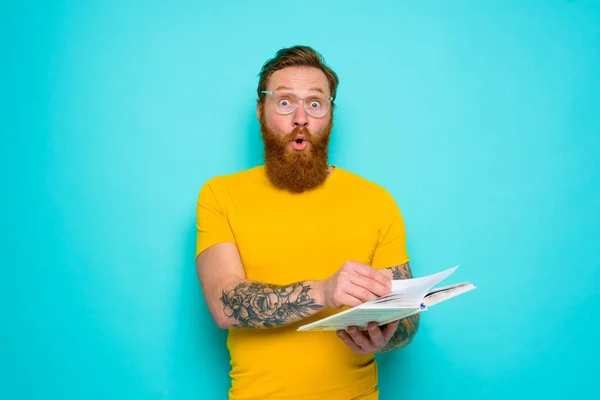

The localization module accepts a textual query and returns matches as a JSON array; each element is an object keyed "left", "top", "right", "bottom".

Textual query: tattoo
[
  {"left": 390, "top": 262, "right": 413, "bottom": 280},
  {"left": 378, "top": 314, "right": 420, "bottom": 353},
  {"left": 378, "top": 262, "right": 419, "bottom": 352},
  {"left": 220, "top": 282, "right": 323, "bottom": 328}
]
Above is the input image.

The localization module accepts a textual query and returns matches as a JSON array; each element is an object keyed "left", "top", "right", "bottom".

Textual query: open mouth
[{"left": 291, "top": 135, "right": 308, "bottom": 150}]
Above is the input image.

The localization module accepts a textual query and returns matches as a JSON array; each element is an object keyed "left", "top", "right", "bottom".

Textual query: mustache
[{"left": 280, "top": 127, "right": 314, "bottom": 143}]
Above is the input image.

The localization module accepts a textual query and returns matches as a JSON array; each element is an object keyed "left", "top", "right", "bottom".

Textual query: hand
[
  {"left": 336, "top": 321, "right": 399, "bottom": 354},
  {"left": 317, "top": 261, "right": 392, "bottom": 309}
]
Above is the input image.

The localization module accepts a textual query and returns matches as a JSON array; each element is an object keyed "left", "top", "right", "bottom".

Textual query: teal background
[{"left": 2, "top": 0, "right": 599, "bottom": 399}]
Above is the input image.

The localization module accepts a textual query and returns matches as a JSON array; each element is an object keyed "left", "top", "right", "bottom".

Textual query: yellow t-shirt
[{"left": 196, "top": 165, "right": 410, "bottom": 400}]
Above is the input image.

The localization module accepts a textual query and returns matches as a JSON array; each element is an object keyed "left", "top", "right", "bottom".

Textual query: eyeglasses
[{"left": 261, "top": 90, "right": 333, "bottom": 117}]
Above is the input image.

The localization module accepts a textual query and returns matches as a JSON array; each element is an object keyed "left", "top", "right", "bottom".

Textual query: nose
[{"left": 292, "top": 100, "right": 308, "bottom": 128}]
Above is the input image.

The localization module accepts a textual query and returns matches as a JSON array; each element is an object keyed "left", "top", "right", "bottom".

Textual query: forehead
[{"left": 267, "top": 66, "right": 329, "bottom": 95}]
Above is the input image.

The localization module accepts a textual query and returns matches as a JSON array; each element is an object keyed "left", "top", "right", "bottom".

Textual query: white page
[
  {"left": 423, "top": 282, "right": 476, "bottom": 307},
  {"left": 390, "top": 265, "right": 459, "bottom": 299},
  {"left": 297, "top": 306, "right": 421, "bottom": 331},
  {"left": 365, "top": 293, "right": 419, "bottom": 307}
]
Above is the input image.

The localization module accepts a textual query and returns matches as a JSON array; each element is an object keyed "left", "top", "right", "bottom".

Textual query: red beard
[{"left": 260, "top": 111, "right": 333, "bottom": 193}]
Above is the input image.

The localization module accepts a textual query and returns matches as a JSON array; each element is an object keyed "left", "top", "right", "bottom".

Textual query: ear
[{"left": 256, "top": 101, "right": 262, "bottom": 121}]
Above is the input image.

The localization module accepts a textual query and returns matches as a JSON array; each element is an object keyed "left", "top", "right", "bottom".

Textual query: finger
[
  {"left": 350, "top": 263, "right": 392, "bottom": 291},
  {"left": 343, "top": 283, "right": 379, "bottom": 303},
  {"left": 336, "top": 330, "right": 364, "bottom": 353},
  {"left": 347, "top": 326, "right": 375, "bottom": 352},
  {"left": 334, "top": 292, "right": 364, "bottom": 308},
  {"left": 349, "top": 273, "right": 392, "bottom": 298},
  {"left": 382, "top": 320, "right": 400, "bottom": 343},
  {"left": 366, "top": 322, "right": 386, "bottom": 349}
]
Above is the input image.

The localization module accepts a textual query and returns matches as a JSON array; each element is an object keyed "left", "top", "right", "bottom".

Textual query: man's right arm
[{"left": 196, "top": 242, "right": 392, "bottom": 329}]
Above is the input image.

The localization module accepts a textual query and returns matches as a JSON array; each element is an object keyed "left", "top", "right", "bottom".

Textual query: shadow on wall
[
  {"left": 178, "top": 221, "right": 231, "bottom": 395},
  {"left": 246, "top": 104, "right": 264, "bottom": 169}
]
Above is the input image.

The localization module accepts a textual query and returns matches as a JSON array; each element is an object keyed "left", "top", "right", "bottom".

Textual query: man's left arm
[
  {"left": 377, "top": 262, "right": 420, "bottom": 352},
  {"left": 336, "top": 262, "right": 420, "bottom": 354}
]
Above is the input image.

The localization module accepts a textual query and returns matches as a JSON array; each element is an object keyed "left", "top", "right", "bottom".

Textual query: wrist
[{"left": 309, "top": 280, "right": 328, "bottom": 309}]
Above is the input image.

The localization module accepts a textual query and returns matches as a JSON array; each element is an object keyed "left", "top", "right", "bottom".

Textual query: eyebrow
[{"left": 274, "top": 86, "right": 325, "bottom": 94}]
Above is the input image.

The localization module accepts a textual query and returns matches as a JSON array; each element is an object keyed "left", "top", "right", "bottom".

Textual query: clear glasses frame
[{"left": 261, "top": 90, "right": 333, "bottom": 117}]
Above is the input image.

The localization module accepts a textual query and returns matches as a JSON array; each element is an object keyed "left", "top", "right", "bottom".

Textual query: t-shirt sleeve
[
  {"left": 195, "top": 178, "right": 236, "bottom": 258},
  {"left": 371, "top": 189, "right": 410, "bottom": 269}
]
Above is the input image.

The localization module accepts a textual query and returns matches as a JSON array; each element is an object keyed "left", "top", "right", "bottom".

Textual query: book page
[
  {"left": 390, "top": 265, "right": 459, "bottom": 299},
  {"left": 296, "top": 306, "right": 422, "bottom": 331},
  {"left": 364, "top": 293, "right": 419, "bottom": 308},
  {"left": 423, "top": 282, "right": 476, "bottom": 307}
]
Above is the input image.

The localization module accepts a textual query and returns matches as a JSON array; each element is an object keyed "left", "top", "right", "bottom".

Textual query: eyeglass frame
[{"left": 260, "top": 90, "right": 334, "bottom": 117}]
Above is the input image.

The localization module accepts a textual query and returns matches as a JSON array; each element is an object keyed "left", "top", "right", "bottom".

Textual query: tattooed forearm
[
  {"left": 377, "top": 314, "right": 420, "bottom": 353},
  {"left": 377, "top": 262, "right": 419, "bottom": 352},
  {"left": 388, "top": 262, "right": 413, "bottom": 280},
  {"left": 220, "top": 281, "right": 323, "bottom": 328}
]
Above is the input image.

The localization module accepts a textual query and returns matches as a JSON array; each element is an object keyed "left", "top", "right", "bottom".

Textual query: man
[{"left": 195, "top": 45, "right": 419, "bottom": 400}]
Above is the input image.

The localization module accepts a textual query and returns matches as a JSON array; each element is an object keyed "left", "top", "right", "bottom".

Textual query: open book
[{"left": 297, "top": 265, "right": 475, "bottom": 331}]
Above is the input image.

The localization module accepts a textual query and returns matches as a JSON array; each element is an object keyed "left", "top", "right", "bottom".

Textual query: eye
[
  {"left": 278, "top": 99, "right": 290, "bottom": 107},
  {"left": 309, "top": 101, "right": 322, "bottom": 109}
]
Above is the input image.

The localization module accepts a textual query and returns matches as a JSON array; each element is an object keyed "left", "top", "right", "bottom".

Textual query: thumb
[{"left": 384, "top": 320, "right": 400, "bottom": 341}]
